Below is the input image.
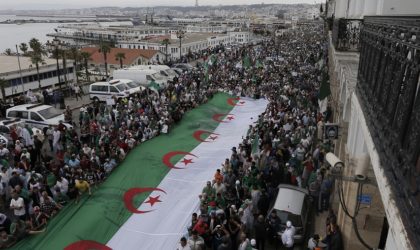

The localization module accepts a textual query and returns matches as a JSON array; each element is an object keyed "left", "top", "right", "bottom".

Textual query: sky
[{"left": 1, "top": 0, "right": 321, "bottom": 10}]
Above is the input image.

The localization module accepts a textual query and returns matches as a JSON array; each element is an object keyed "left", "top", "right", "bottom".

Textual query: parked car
[
  {"left": 268, "top": 184, "right": 311, "bottom": 244},
  {"left": 6, "top": 104, "right": 73, "bottom": 129},
  {"left": 172, "top": 63, "right": 194, "bottom": 72}
]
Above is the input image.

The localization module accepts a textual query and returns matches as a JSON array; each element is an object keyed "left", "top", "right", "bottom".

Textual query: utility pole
[{"left": 15, "top": 44, "right": 25, "bottom": 96}]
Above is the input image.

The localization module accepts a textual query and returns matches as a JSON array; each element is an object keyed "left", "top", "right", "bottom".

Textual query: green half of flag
[{"left": 10, "top": 93, "right": 235, "bottom": 250}]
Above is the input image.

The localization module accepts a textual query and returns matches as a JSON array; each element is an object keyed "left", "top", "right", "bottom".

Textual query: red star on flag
[
  {"left": 227, "top": 116, "right": 235, "bottom": 121},
  {"left": 145, "top": 195, "right": 162, "bottom": 207},
  {"left": 181, "top": 158, "right": 194, "bottom": 165},
  {"left": 209, "top": 135, "right": 218, "bottom": 141}
]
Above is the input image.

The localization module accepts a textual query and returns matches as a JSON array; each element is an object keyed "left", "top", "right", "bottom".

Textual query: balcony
[
  {"left": 332, "top": 18, "right": 363, "bottom": 52},
  {"left": 356, "top": 16, "right": 420, "bottom": 246}
]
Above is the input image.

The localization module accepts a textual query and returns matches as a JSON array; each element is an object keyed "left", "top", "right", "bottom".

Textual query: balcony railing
[
  {"left": 332, "top": 18, "right": 363, "bottom": 52},
  {"left": 356, "top": 16, "right": 420, "bottom": 246}
]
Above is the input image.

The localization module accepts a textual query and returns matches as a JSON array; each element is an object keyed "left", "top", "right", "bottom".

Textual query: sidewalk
[{"left": 60, "top": 94, "right": 92, "bottom": 111}]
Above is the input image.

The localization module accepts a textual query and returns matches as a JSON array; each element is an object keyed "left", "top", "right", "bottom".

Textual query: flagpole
[{"left": 15, "top": 44, "right": 25, "bottom": 96}]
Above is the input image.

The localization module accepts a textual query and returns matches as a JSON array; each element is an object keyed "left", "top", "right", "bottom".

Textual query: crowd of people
[
  {"left": 0, "top": 22, "right": 343, "bottom": 249},
  {"left": 177, "top": 24, "right": 343, "bottom": 250}
]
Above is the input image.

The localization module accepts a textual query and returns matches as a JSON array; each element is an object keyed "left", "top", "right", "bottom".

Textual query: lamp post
[{"left": 176, "top": 29, "right": 185, "bottom": 61}]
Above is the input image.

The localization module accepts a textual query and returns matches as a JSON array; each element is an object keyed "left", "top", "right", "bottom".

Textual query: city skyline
[{"left": 2, "top": 0, "right": 321, "bottom": 10}]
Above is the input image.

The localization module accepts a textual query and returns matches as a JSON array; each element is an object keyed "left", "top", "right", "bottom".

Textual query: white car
[
  {"left": 268, "top": 184, "right": 311, "bottom": 244},
  {"left": 6, "top": 104, "right": 73, "bottom": 129}
]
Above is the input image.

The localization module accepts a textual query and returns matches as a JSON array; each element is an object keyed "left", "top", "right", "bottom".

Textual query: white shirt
[
  {"left": 10, "top": 197, "right": 25, "bottom": 216},
  {"left": 281, "top": 226, "right": 296, "bottom": 247},
  {"left": 176, "top": 243, "right": 192, "bottom": 250},
  {"left": 55, "top": 178, "right": 69, "bottom": 194}
]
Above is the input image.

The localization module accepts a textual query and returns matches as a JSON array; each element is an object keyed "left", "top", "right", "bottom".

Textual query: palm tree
[
  {"left": 29, "top": 38, "right": 47, "bottom": 90},
  {"left": 115, "top": 52, "right": 126, "bottom": 68},
  {"left": 161, "top": 38, "right": 171, "bottom": 63},
  {"left": 4, "top": 48, "right": 12, "bottom": 56},
  {"left": 99, "top": 43, "right": 111, "bottom": 78},
  {"left": 67, "top": 47, "right": 80, "bottom": 83},
  {"left": 80, "top": 51, "right": 92, "bottom": 82},
  {"left": 19, "top": 43, "right": 28, "bottom": 55}
]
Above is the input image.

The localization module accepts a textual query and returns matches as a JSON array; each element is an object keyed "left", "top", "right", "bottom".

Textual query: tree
[
  {"left": 115, "top": 52, "right": 126, "bottom": 68},
  {"left": 19, "top": 43, "right": 28, "bottom": 55},
  {"left": 161, "top": 38, "right": 171, "bottom": 63},
  {"left": 67, "top": 47, "right": 80, "bottom": 83},
  {"left": 99, "top": 43, "right": 111, "bottom": 78},
  {"left": 80, "top": 51, "right": 92, "bottom": 82},
  {"left": 4, "top": 48, "right": 12, "bottom": 56},
  {"left": 29, "top": 38, "right": 47, "bottom": 91}
]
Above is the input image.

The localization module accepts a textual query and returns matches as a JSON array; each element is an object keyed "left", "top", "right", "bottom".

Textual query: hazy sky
[{"left": 2, "top": 0, "right": 321, "bottom": 10}]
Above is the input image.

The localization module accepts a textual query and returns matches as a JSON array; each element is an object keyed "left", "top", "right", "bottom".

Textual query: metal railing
[
  {"left": 356, "top": 15, "right": 420, "bottom": 246},
  {"left": 332, "top": 18, "right": 363, "bottom": 52}
]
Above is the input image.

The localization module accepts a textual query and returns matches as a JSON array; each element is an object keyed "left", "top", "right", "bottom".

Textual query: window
[
  {"left": 38, "top": 107, "right": 62, "bottom": 119},
  {"left": 31, "top": 112, "right": 43, "bottom": 121},
  {"left": 0, "top": 126, "right": 9, "bottom": 134},
  {"left": 91, "top": 85, "right": 108, "bottom": 92},
  {"left": 7, "top": 111, "right": 17, "bottom": 118},
  {"left": 109, "top": 86, "right": 119, "bottom": 93},
  {"left": 19, "top": 111, "right": 28, "bottom": 119}
]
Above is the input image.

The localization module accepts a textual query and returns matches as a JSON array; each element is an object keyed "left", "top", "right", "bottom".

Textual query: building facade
[
  {"left": 324, "top": 0, "right": 420, "bottom": 249},
  {"left": 0, "top": 55, "right": 75, "bottom": 98}
]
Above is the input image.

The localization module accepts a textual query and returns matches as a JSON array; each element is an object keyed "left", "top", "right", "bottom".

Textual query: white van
[
  {"left": 113, "top": 68, "right": 168, "bottom": 89},
  {"left": 130, "top": 65, "right": 178, "bottom": 80},
  {"left": 89, "top": 79, "right": 137, "bottom": 102}
]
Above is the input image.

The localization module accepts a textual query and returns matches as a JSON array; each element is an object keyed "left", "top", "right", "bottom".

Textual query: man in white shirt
[
  {"left": 176, "top": 237, "right": 191, "bottom": 250},
  {"left": 10, "top": 192, "right": 26, "bottom": 220},
  {"left": 281, "top": 221, "right": 295, "bottom": 249}
]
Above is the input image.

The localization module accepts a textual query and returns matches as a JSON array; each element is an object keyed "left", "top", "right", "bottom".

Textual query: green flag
[
  {"left": 243, "top": 55, "right": 252, "bottom": 69},
  {"left": 203, "top": 61, "right": 209, "bottom": 83},
  {"left": 256, "top": 59, "right": 263, "bottom": 69},
  {"left": 148, "top": 80, "right": 160, "bottom": 92}
]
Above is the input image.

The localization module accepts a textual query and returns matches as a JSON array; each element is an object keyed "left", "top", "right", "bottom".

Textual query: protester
[{"left": 0, "top": 22, "right": 334, "bottom": 249}]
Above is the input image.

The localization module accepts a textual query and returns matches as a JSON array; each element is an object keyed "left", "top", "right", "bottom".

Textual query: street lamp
[{"left": 176, "top": 29, "right": 185, "bottom": 61}]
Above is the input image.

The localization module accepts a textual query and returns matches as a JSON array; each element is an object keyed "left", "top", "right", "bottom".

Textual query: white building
[
  {"left": 118, "top": 32, "right": 254, "bottom": 60},
  {"left": 0, "top": 55, "right": 76, "bottom": 98}
]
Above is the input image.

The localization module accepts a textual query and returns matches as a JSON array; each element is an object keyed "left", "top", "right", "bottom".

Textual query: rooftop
[
  {"left": 0, "top": 55, "right": 60, "bottom": 75},
  {"left": 80, "top": 47, "right": 160, "bottom": 65}
]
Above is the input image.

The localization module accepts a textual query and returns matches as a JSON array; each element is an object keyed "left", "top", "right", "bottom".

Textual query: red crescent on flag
[
  {"left": 192, "top": 130, "right": 220, "bottom": 142},
  {"left": 123, "top": 187, "right": 166, "bottom": 214},
  {"left": 64, "top": 240, "right": 112, "bottom": 250},
  {"left": 162, "top": 151, "right": 198, "bottom": 169},
  {"left": 212, "top": 113, "right": 234, "bottom": 123},
  {"left": 227, "top": 97, "right": 245, "bottom": 106}
]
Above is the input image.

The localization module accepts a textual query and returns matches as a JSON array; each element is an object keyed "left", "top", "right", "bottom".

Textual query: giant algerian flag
[{"left": 12, "top": 93, "right": 268, "bottom": 250}]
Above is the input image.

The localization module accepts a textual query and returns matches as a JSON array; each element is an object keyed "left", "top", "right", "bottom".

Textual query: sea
[{"left": 0, "top": 15, "right": 129, "bottom": 52}]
